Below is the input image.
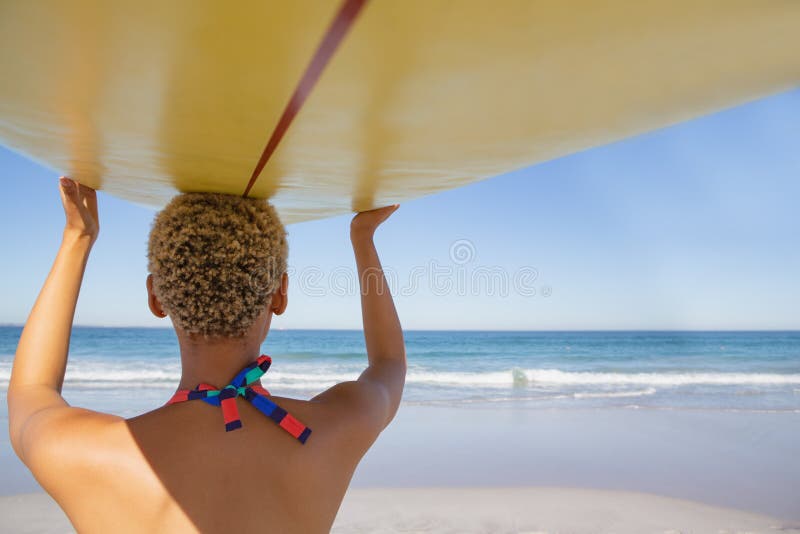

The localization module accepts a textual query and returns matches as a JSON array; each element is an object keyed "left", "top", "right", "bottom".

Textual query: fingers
[
  {"left": 58, "top": 177, "right": 100, "bottom": 241},
  {"left": 59, "top": 176, "right": 77, "bottom": 196},
  {"left": 58, "top": 176, "right": 99, "bottom": 220},
  {"left": 59, "top": 176, "right": 96, "bottom": 191},
  {"left": 58, "top": 178, "right": 80, "bottom": 217},
  {"left": 78, "top": 183, "right": 99, "bottom": 221},
  {"left": 378, "top": 204, "right": 398, "bottom": 223},
  {"left": 375, "top": 203, "right": 399, "bottom": 221},
  {"left": 59, "top": 177, "right": 97, "bottom": 201},
  {"left": 356, "top": 203, "right": 399, "bottom": 216},
  {"left": 350, "top": 203, "right": 399, "bottom": 241},
  {"left": 380, "top": 204, "right": 399, "bottom": 213}
]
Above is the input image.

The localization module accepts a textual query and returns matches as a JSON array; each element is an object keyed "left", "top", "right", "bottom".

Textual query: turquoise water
[{"left": 1, "top": 327, "right": 799, "bottom": 417}]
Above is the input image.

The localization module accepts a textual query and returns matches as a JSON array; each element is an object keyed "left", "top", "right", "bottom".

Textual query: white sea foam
[
  {"left": 515, "top": 369, "right": 800, "bottom": 387},
  {"left": 512, "top": 369, "right": 800, "bottom": 387},
  {"left": 1, "top": 364, "right": 799, "bottom": 390},
  {"left": 402, "top": 369, "right": 800, "bottom": 388},
  {"left": 408, "top": 388, "right": 659, "bottom": 405},
  {"left": 572, "top": 388, "right": 657, "bottom": 399}
]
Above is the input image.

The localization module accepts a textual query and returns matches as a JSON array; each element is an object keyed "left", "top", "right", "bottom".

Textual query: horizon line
[{"left": 1, "top": 324, "right": 798, "bottom": 333}]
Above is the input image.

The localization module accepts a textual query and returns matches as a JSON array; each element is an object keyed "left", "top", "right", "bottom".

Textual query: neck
[{"left": 176, "top": 334, "right": 264, "bottom": 390}]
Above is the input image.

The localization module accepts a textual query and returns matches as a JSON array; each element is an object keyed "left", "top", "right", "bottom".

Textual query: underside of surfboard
[{"left": 0, "top": 1, "right": 798, "bottom": 223}]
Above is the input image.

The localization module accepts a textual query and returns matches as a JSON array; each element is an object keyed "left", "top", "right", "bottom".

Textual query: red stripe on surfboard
[{"left": 242, "top": 0, "right": 368, "bottom": 197}]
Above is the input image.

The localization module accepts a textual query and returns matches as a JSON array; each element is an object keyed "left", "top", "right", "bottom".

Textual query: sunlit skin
[{"left": 7, "top": 177, "right": 406, "bottom": 533}]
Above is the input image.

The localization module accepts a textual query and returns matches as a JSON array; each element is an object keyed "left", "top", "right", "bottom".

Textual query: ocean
[{"left": 1, "top": 327, "right": 799, "bottom": 417}]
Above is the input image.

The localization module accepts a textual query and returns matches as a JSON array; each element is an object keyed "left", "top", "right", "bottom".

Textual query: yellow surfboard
[{"left": 1, "top": 1, "right": 799, "bottom": 223}]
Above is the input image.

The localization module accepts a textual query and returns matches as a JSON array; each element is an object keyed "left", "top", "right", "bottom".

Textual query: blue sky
[{"left": 1, "top": 89, "right": 798, "bottom": 330}]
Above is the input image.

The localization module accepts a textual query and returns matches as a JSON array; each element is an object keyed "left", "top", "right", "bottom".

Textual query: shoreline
[{"left": 2, "top": 487, "right": 797, "bottom": 534}]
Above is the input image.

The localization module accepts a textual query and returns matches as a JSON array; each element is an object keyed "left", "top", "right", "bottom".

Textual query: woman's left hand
[{"left": 58, "top": 176, "right": 99, "bottom": 245}]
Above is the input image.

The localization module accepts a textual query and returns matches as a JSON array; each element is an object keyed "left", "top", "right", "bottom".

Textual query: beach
[
  {"left": 2, "top": 487, "right": 797, "bottom": 534},
  {"left": 1, "top": 328, "right": 799, "bottom": 532},
  {"left": 2, "top": 405, "right": 798, "bottom": 532}
]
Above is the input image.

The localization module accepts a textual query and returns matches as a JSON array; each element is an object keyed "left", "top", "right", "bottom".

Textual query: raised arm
[
  {"left": 350, "top": 205, "right": 406, "bottom": 426},
  {"left": 312, "top": 204, "right": 406, "bottom": 432},
  {"left": 8, "top": 178, "right": 119, "bottom": 466}
]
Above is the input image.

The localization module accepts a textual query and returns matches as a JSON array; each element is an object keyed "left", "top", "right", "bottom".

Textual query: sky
[{"left": 0, "top": 89, "right": 798, "bottom": 330}]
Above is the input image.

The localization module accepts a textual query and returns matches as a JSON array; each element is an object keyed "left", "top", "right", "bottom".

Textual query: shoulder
[
  {"left": 19, "top": 406, "right": 132, "bottom": 498},
  {"left": 307, "top": 380, "right": 394, "bottom": 448}
]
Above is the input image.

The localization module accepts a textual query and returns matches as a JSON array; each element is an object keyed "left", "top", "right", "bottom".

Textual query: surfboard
[{"left": 1, "top": 1, "right": 798, "bottom": 223}]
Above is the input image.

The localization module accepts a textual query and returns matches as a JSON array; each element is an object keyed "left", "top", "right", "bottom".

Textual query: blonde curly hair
[{"left": 147, "top": 192, "right": 288, "bottom": 338}]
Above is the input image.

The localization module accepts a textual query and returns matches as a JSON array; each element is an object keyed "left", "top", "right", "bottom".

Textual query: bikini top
[{"left": 165, "top": 354, "right": 312, "bottom": 444}]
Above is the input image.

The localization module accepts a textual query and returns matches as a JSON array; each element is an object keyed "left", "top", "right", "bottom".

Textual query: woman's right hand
[
  {"left": 58, "top": 176, "right": 100, "bottom": 246},
  {"left": 350, "top": 204, "right": 399, "bottom": 242}
]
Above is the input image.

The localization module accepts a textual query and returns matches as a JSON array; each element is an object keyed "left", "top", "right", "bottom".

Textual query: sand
[
  {"left": 1, "top": 487, "right": 797, "bottom": 534},
  {"left": 3, "top": 404, "right": 799, "bottom": 532}
]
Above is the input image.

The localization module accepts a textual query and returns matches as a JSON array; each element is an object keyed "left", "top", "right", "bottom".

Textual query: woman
[{"left": 8, "top": 177, "right": 406, "bottom": 532}]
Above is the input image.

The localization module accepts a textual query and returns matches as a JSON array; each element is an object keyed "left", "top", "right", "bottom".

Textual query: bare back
[{"left": 38, "top": 392, "right": 379, "bottom": 533}]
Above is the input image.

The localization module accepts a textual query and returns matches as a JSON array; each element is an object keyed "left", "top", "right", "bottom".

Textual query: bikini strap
[{"left": 166, "top": 355, "right": 312, "bottom": 444}]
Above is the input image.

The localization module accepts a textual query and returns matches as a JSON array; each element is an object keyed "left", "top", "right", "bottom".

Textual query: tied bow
[{"left": 167, "top": 355, "right": 311, "bottom": 444}]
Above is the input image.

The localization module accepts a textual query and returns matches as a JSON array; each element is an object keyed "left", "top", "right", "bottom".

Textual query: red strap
[
  {"left": 220, "top": 395, "right": 241, "bottom": 426},
  {"left": 279, "top": 413, "right": 307, "bottom": 439},
  {"left": 166, "top": 390, "right": 189, "bottom": 405},
  {"left": 242, "top": 0, "right": 368, "bottom": 197},
  {"left": 249, "top": 383, "right": 270, "bottom": 396}
]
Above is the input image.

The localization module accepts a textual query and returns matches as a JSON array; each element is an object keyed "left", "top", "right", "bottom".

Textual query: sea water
[{"left": 1, "top": 327, "right": 799, "bottom": 418}]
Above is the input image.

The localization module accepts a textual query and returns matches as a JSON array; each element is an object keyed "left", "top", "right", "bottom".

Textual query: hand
[
  {"left": 58, "top": 177, "right": 99, "bottom": 245},
  {"left": 351, "top": 204, "right": 399, "bottom": 241}
]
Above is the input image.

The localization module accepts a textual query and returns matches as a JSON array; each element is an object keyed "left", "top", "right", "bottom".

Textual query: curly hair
[{"left": 147, "top": 192, "right": 288, "bottom": 338}]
